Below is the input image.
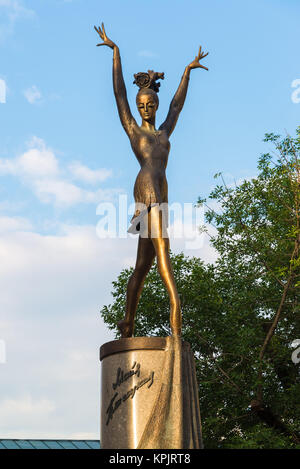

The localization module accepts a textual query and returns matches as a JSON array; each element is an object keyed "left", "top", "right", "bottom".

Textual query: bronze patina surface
[
  {"left": 95, "top": 23, "right": 208, "bottom": 338},
  {"left": 95, "top": 23, "right": 207, "bottom": 449}
]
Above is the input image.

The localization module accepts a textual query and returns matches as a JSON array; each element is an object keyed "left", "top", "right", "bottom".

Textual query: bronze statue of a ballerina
[{"left": 95, "top": 23, "right": 208, "bottom": 339}]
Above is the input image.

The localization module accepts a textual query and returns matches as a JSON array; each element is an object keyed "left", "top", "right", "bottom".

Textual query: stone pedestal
[{"left": 100, "top": 336, "right": 203, "bottom": 449}]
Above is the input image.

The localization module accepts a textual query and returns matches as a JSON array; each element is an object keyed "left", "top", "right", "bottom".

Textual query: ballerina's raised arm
[
  {"left": 95, "top": 23, "right": 137, "bottom": 137},
  {"left": 159, "top": 46, "right": 209, "bottom": 137}
]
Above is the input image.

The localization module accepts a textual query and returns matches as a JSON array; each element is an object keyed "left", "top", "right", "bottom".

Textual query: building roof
[{"left": 0, "top": 439, "right": 100, "bottom": 450}]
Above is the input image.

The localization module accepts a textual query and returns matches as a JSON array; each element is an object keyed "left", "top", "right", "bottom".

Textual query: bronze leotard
[{"left": 130, "top": 128, "right": 170, "bottom": 222}]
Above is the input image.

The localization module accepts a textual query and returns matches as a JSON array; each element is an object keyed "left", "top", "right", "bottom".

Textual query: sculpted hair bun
[{"left": 133, "top": 70, "right": 164, "bottom": 93}]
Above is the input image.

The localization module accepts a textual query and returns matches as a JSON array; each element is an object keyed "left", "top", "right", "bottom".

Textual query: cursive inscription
[
  {"left": 112, "top": 361, "right": 141, "bottom": 390},
  {"left": 106, "top": 370, "right": 155, "bottom": 426}
]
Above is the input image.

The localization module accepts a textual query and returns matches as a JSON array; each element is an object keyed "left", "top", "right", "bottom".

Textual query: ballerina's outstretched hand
[
  {"left": 94, "top": 22, "right": 116, "bottom": 49},
  {"left": 187, "top": 46, "right": 209, "bottom": 71}
]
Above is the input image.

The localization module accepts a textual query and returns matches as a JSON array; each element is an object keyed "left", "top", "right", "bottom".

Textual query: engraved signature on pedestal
[
  {"left": 106, "top": 363, "right": 155, "bottom": 426},
  {"left": 112, "top": 361, "right": 141, "bottom": 390}
]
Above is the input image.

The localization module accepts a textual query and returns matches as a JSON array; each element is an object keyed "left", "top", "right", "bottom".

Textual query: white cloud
[
  {"left": 0, "top": 224, "right": 139, "bottom": 329},
  {"left": 0, "top": 200, "right": 26, "bottom": 212},
  {"left": 0, "top": 216, "right": 32, "bottom": 232},
  {"left": 0, "top": 137, "right": 59, "bottom": 178},
  {"left": 32, "top": 179, "right": 117, "bottom": 206},
  {"left": 69, "top": 162, "right": 112, "bottom": 185},
  {"left": 0, "top": 0, "right": 35, "bottom": 20},
  {"left": 33, "top": 179, "right": 84, "bottom": 205},
  {"left": 0, "top": 396, "right": 56, "bottom": 420},
  {"left": 0, "top": 78, "right": 6, "bottom": 103},
  {"left": 0, "top": 224, "right": 135, "bottom": 438},
  {"left": 23, "top": 85, "right": 42, "bottom": 104},
  {"left": 19, "top": 137, "right": 59, "bottom": 178},
  {"left": 0, "top": 0, "right": 35, "bottom": 43},
  {"left": 0, "top": 137, "right": 119, "bottom": 207}
]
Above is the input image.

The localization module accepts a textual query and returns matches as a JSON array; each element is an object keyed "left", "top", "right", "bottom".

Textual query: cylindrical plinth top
[{"left": 100, "top": 337, "right": 168, "bottom": 361}]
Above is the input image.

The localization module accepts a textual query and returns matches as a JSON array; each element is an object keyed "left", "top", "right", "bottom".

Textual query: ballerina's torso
[{"left": 129, "top": 126, "right": 170, "bottom": 210}]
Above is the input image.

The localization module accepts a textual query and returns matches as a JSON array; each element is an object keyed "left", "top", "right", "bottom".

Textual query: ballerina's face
[{"left": 136, "top": 93, "right": 158, "bottom": 122}]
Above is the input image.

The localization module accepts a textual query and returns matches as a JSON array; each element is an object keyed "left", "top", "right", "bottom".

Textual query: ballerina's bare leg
[
  {"left": 149, "top": 205, "right": 182, "bottom": 337},
  {"left": 118, "top": 206, "right": 182, "bottom": 338},
  {"left": 118, "top": 235, "right": 156, "bottom": 338}
]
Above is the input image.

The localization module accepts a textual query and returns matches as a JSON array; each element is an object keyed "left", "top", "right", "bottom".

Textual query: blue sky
[{"left": 0, "top": 0, "right": 299, "bottom": 439}]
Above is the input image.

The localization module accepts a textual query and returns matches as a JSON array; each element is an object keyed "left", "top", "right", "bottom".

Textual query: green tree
[{"left": 101, "top": 129, "right": 300, "bottom": 448}]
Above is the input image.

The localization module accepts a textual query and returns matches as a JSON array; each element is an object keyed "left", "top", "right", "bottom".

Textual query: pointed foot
[{"left": 117, "top": 320, "right": 134, "bottom": 338}]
